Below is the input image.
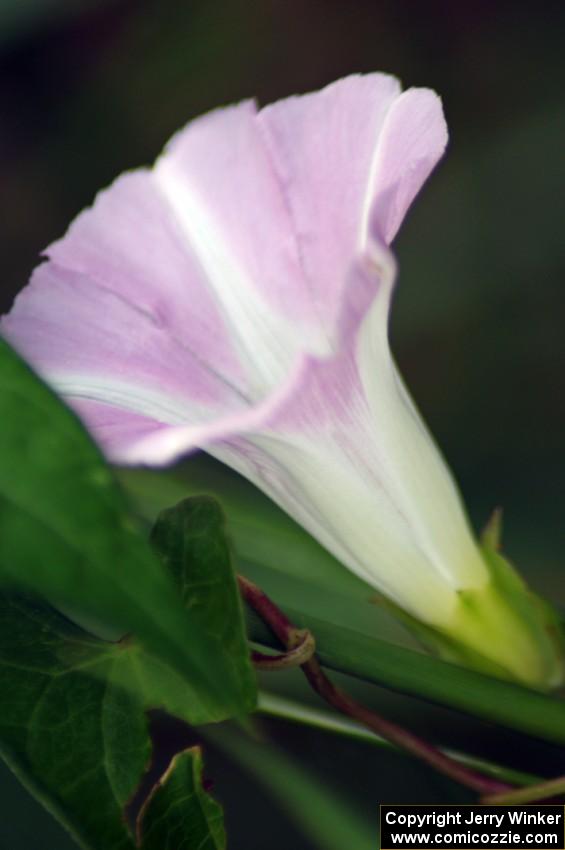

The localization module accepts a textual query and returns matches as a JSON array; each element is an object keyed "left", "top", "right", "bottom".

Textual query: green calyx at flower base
[
  {"left": 380, "top": 513, "right": 564, "bottom": 690},
  {"left": 2, "top": 73, "right": 563, "bottom": 690}
]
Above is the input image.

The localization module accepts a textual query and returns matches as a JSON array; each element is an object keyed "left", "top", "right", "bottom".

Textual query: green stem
[
  {"left": 203, "top": 724, "right": 375, "bottom": 850},
  {"left": 246, "top": 610, "right": 565, "bottom": 747},
  {"left": 257, "top": 692, "right": 541, "bottom": 788},
  {"left": 482, "top": 776, "right": 565, "bottom": 805}
]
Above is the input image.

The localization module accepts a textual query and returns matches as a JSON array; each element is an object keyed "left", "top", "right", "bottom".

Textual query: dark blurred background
[{"left": 0, "top": 1, "right": 564, "bottom": 847}]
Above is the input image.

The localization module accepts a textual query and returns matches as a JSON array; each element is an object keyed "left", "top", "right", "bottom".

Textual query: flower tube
[{"left": 3, "top": 74, "right": 562, "bottom": 688}]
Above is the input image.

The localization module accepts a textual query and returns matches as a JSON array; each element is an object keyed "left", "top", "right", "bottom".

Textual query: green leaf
[
  {"left": 0, "top": 338, "right": 249, "bottom": 719},
  {"left": 121, "top": 456, "right": 565, "bottom": 746},
  {"left": 150, "top": 496, "right": 255, "bottom": 705},
  {"left": 137, "top": 748, "right": 225, "bottom": 850},
  {"left": 0, "top": 593, "right": 144, "bottom": 849},
  {"left": 0, "top": 589, "right": 235, "bottom": 849}
]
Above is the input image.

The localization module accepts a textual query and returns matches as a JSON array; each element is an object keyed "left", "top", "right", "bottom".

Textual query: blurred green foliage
[{"left": 0, "top": 2, "right": 564, "bottom": 847}]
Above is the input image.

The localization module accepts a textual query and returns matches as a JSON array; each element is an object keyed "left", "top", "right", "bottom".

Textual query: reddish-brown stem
[
  {"left": 299, "top": 655, "right": 509, "bottom": 794},
  {"left": 251, "top": 629, "right": 316, "bottom": 670},
  {"left": 237, "top": 574, "right": 511, "bottom": 796}
]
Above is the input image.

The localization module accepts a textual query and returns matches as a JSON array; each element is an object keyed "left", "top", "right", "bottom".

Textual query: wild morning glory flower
[{"left": 2, "top": 74, "right": 562, "bottom": 688}]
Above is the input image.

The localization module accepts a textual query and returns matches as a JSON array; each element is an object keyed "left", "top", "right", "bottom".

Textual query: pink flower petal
[
  {"left": 4, "top": 73, "right": 448, "bottom": 467},
  {"left": 368, "top": 88, "right": 448, "bottom": 243},
  {"left": 2, "top": 73, "right": 458, "bottom": 621},
  {"left": 258, "top": 73, "right": 401, "bottom": 340},
  {"left": 46, "top": 170, "right": 247, "bottom": 389},
  {"left": 69, "top": 400, "right": 171, "bottom": 457},
  {"left": 126, "top": 259, "right": 486, "bottom": 624},
  {"left": 4, "top": 77, "right": 561, "bottom": 686}
]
